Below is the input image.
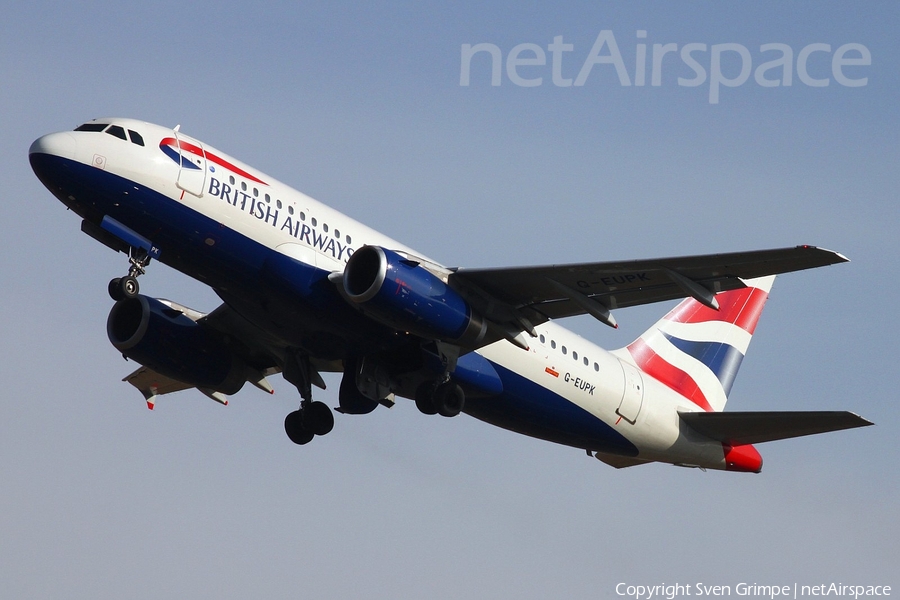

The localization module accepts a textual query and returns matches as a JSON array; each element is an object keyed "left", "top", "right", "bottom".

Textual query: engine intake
[
  {"left": 107, "top": 295, "right": 247, "bottom": 395},
  {"left": 343, "top": 246, "right": 486, "bottom": 346}
]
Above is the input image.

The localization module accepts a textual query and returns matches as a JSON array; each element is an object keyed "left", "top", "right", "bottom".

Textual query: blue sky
[{"left": 1, "top": 2, "right": 897, "bottom": 598}]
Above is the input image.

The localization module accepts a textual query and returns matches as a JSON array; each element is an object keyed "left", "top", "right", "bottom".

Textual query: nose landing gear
[{"left": 108, "top": 247, "right": 152, "bottom": 301}]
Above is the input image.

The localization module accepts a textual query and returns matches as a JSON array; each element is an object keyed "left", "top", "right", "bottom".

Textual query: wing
[
  {"left": 120, "top": 299, "right": 286, "bottom": 409},
  {"left": 123, "top": 364, "right": 281, "bottom": 409},
  {"left": 451, "top": 245, "right": 847, "bottom": 331}
]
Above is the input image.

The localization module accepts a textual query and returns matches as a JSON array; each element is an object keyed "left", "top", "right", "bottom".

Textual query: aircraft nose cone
[{"left": 29, "top": 132, "right": 77, "bottom": 160}]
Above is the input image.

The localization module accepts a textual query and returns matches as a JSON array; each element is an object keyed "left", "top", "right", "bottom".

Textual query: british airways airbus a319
[{"left": 29, "top": 118, "right": 871, "bottom": 473}]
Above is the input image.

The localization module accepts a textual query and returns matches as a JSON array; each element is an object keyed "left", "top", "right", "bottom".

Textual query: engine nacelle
[
  {"left": 107, "top": 295, "right": 247, "bottom": 395},
  {"left": 343, "top": 246, "right": 486, "bottom": 346}
]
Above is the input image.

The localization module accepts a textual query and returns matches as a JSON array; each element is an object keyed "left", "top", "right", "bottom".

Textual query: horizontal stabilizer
[{"left": 680, "top": 410, "right": 873, "bottom": 445}]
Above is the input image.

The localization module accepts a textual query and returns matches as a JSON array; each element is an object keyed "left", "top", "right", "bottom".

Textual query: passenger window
[
  {"left": 323, "top": 223, "right": 329, "bottom": 233},
  {"left": 562, "top": 346, "right": 567, "bottom": 355},
  {"left": 106, "top": 125, "right": 127, "bottom": 140},
  {"left": 128, "top": 130, "right": 144, "bottom": 146},
  {"left": 539, "top": 334, "right": 545, "bottom": 344},
  {"left": 311, "top": 218, "right": 318, "bottom": 227},
  {"left": 594, "top": 362, "right": 599, "bottom": 372},
  {"left": 573, "top": 351, "right": 578, "bottom": 360},
  {"left": 334, "top": 229, "right": 340, "bottom": 239},
  {"left": 551, "top": 340, "right": 556, "bottom": 350},
  {"left": 346, "top": 235, "right": 352, "bottom": 244},
  {"left": 583, "top": 357, "right": 589, "bottom": 366},
  {"left": 288, "top": 206, "right": 294, "bottom": 215}
]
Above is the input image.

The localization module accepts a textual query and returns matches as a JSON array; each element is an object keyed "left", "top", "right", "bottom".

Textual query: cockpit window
[
  {"left": 106, "top": 125, "right": 127, "bottom": 140},
  {"left": 74, "top": 122, "right": 145, "bottom": 147},
  {"left": 75, "top": 123, "right": 108, "bottom": 132},
  {"left": 128, "top": 130, "right": 144, "bottom": 146}
]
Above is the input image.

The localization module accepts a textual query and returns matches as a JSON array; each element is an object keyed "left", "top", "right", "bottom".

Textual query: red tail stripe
[
  {"left": 627, "top": 339, "right": 713, "bottom": 412},
  {"left": 664, "top": 286, "right": 768, "bottom": 334}
]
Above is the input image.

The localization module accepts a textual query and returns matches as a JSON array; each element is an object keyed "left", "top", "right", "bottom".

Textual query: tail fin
[{"left": 615, "top": 276, "right": 775, "bottom": 412}]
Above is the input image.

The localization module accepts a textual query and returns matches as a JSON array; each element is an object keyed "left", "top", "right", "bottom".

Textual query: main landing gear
[
  {"left": 415, "top": 377, "right": 465, "bottom": 418},
  {"left": 415, "top": 342, "right": 466, "bottom": 418},
  {"left": 282, "top": 352, "right": 334, "bottom": 445},
  {"left": 108, "top": 247, "right": 152, "bottom": 301},
  {"left": 284, "top": 402, "right": 334, "bottom": 445}
]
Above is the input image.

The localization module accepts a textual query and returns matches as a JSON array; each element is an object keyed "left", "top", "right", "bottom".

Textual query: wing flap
[{"left": 679, "top": 410, "right": 873, "bottom": 445}]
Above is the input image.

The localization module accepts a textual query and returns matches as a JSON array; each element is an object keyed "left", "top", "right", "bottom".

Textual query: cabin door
[
  {"left": 174, "top": 129, "right": 207, "bottom": 197},
  {"left": 616, "top": 361, "right": 645, "bottom": 424}
]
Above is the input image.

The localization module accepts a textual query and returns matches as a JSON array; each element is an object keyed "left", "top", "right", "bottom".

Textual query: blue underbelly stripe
[{"left": 465, "top": 362, "right": 638, "bottom": 456}]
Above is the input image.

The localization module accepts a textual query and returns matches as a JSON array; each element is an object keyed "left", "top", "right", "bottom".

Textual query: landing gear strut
[
  {"left": 282, "top": 351, "right": 334, "bottom": 445},
  {"left": 108, "top": 247, "right": 152, "bottom": 301}
]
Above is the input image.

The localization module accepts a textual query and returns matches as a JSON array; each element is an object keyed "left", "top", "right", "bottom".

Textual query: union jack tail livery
[{"left": 621, "top": 276, "right": 775, "bottom": 413}]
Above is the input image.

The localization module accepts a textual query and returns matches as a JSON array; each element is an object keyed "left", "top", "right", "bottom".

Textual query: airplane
[{"left": 29, "top": 118, "right": 872, "bottom": 473}]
